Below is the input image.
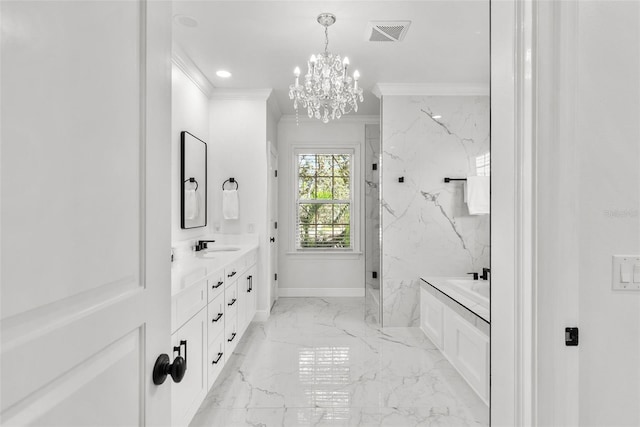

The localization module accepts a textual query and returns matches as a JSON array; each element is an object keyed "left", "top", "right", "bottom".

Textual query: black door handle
[
  {"left": 270, "top": 237, "right": 275, "bottom": 242},
  {"left": 211, "top": 352, "right": 223, "bottom": 364},
  {"left": 152, "top": 353, "right": 186, "bottom": 385},
  {"left": 212, "top": 281, "right": 223, "bottom": 289},
  {"left": 228, "top": 298, "right": 236, "bottom": 306},
  {"left": 227, "top": 332, "right": 236, "bottom": 342},
  {"left": 212, "top": 313, "right": 223, "bottom": 322},
  {"left": 228, "top": 271, "right": 236, "bottom": 278}
]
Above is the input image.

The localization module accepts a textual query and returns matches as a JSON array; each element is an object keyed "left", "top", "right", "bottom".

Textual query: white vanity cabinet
[
  {"left": 171, "top": 245, "right": 260, "bottom": 426},
  {"left": 238, "top": 264, "right": 257, "bottom": 335},
  {"left": 171, "top": 308, "right": 207, "bottom": 427}
]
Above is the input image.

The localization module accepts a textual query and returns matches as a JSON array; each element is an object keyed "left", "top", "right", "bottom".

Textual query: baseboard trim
[{"left": 278, "top": 287, "right": 365, "bottom": 297}]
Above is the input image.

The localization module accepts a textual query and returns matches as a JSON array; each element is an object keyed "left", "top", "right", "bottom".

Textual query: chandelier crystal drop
[{"left": 289, "top": 13, "right": 364, "bottom": 124}]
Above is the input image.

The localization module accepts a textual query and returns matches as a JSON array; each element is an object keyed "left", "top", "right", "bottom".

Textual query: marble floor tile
[{"left": 190, "top": 298, "right": 488, "bottom": 427}]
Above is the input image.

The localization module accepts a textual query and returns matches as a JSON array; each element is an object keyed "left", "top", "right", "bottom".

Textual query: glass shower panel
[{"left": 364, "top": 124, "right": 381, "bottom": 324}]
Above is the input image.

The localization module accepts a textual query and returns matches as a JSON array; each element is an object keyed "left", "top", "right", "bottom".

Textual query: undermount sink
[
  {"left": 205, "top": 246, "right": 241, "bottom": 252},
  {"left": 197, "top": 252, "right": 218, "bottom": 258}
]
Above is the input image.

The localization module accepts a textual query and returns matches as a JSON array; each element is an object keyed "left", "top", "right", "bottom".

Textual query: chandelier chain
[{"left": 324, "top": 26, "right": 329, "bottom": 54}]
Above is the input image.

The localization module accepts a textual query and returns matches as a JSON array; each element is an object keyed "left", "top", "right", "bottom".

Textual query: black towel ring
[
  {"left": 184, "top": 177, "right": 198, "bottom": 191},
  {"left": 222, "top": 177, "right": 239, "bottom": 190}
]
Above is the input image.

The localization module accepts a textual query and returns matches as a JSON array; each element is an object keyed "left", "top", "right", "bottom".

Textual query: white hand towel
[
  {"left": 464, "top": 176, "right": 490, "bottom": 215},
  {"left": 223, "top": 189, "right": 239, "bottom": 219},
  {"left": 185, "top": 189, "right": 199, "bottom": 220}
]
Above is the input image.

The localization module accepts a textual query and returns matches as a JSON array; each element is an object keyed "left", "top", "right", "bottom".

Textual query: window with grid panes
[{"left": 295, "top": 153, "right": 352, "bottom": 249}]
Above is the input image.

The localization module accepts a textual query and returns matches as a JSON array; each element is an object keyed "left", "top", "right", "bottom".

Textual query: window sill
[{"left": 286, "top": 250, "right": 363, "bottom": 260}]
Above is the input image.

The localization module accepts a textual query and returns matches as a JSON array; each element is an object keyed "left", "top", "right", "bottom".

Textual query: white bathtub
[{"left": 421, "top": 276, "right": 490, "bottom": 323}]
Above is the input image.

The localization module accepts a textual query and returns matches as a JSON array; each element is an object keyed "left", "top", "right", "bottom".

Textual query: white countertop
[
  {"left": 171, "top": 237, "right": 258, "bottom": 297},
  {"left": 421, "top": 276, "right": 490, "bottom": 323}
]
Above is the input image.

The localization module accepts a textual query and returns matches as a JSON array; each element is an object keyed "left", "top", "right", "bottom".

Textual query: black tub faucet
[
  {"left": 195, "top": 240, "right": 216, "bottom": 252},
  {"left": 481, "top": 268, "right": 491, "bottom": 281}
]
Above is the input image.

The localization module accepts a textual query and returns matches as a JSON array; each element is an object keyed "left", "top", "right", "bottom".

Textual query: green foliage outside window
[{"left": 297, "top": 154, "right": 351, "bottom": 249}]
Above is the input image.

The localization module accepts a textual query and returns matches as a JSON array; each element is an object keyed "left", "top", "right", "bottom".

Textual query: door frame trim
[{"left": 490, "top": 0, "right": 536, "bottom": 425}]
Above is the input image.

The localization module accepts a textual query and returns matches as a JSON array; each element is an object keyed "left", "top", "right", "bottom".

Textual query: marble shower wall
[
  {"left": 381, "top": 96, "right": 490, "bottom": 327},
  {"left": 364, "top": 124, "right": 381, "bottom": 324}
]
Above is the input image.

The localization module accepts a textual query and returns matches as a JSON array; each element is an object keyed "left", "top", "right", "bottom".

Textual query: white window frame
[{"left": 289, "top": 143, "right": 361, "bottom": 255}]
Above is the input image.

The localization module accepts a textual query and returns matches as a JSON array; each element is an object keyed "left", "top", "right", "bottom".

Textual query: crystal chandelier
[{"left": 289, "top": 13, "right": 363, "bottom": 124}]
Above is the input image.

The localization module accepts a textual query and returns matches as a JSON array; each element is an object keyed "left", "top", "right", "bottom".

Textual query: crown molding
[
  {"left": 279, "top": 114, "right": 380, "bottom": 124},
  {"left": 171, "top": 44, "right": 215, "bottom": 98},
  {"left": 210, "top": 88, "right": 273, "bottom": 101},
  {"left": 372, "top": 83, "right": 489, "bottom": 98}
]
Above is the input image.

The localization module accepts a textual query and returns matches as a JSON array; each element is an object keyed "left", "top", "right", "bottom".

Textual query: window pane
[
  {"left": 333, "top": 203, "right": 350, "bottom": 224},
  {"left": 317, "top": 155, "right": 333, "bottom": 176},
  {"left": 333, "top": 155, "right": 350, "bottom": 177},
  {"left": 299, "top": 155, "right": 317, "bottom": 176},
  {"left": 333, "top": 177, "right": 350, "bottom": 200},
  {"left": 316, "top": 177, "right": 332, "bottom": 199},
  {"left": 298, "top": 175, "right": 316, "bottom": 199}
]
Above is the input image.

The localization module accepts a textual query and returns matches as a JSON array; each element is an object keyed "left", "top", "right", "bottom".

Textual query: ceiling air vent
[{"left": 367, "top": 21, "right": 411, "bottom": 42}]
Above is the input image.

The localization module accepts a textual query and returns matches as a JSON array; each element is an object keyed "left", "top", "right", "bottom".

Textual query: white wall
[
  {"left": 277, "top": 117, "right": 379, "bottom": 296},
  {"left": 536, "top": 1, "right": 640, "bottom": 426},
  {"left": 575, "top": 2, "right": 639, "bottom": 425},
  {"left": 171, "top": 64, "right": 211, "bottom": 244},
  {"left": 380, "top": 95, "right": 490, "bottom": 326},
  {"left": 209, "top": 91, "right": 270, "bottom": 313}
]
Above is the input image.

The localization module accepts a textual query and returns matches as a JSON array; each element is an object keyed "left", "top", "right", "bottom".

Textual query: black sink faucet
[
  {"left": 195, "top": 240, "right": 216, "bottom": 252},
  {"left": 481, "top": 268, "right": 491, "bottom": 281},
  {"left": 467, "top": 272, "right": 479, "bottom": 280}
]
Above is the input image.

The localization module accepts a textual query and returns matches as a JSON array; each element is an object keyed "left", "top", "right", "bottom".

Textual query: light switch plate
[{"left": 612, "top": 255, "right": 640, "bottom": 291}]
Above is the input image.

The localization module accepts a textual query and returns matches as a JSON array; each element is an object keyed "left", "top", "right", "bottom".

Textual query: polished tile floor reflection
[{"left": 190, "top": 298, "right": 488, "bottom": 426}]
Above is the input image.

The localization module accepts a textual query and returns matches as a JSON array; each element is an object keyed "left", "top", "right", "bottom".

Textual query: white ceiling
[{"left": 172, "top": 0, "right": 489, "bottom": 116}]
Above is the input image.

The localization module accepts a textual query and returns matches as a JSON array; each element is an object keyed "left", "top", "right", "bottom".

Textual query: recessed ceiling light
[
  {"left": 216, "top": 70, "right": 232, "bottom": 78},
  {"left": 173, "top": 15, "right": 198, "bottom": 28},
  {"left": 432, "top": 115, "right": 442, "bottom": 119}
]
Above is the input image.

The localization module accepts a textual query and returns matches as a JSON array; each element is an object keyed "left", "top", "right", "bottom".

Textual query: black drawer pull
[
  {"left": 227, "top": 298, "right": 236, "bottom": 306},
  {"left": 212, "top": 352, "right": 223, "bottom": 364},
  {"left": 227, "top": 271, "right": 236, "bottom": 278},
  {"left": 227, "top": 333, "right": 236, "bottom": 342},
  {"left": 212, "top": 313, "right": 223, "bottom": 322},
  {"left": 212, "top": 281, "right": 223, "bottom": 289}
]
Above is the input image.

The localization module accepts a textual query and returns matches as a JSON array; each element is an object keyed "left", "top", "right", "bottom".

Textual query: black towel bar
[{"left": 443, "top": 177, "right": 467, "bottom": 183}]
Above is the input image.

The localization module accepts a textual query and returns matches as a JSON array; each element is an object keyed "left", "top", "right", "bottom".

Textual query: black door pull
[
  {"left": 212, "top": 352, "right": 223, "bottom": 364},
  {"left": 212, "top": 313, "right": 223, "bottom": 322},
  {"left": 270, "top": 237, "right": 275, "bottom": 242},
  {"left": 212, "top": 281, "right": 223, "bottom": 289},
  {"left": 228, "top": 298, "right": 236, "bottom": 306},
  {"left": 227, "top": 332, "right": 236, "bottom": 342}
]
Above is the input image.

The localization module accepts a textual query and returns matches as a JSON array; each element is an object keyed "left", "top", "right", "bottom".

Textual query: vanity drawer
[
  {"left": 208, "top": 292, "right": 225, "bottom": 346},
  {"left": 207, "top": 331, "right": 225, "bottom": 389},
  {"left": 225, "top": 262, "right": 241, "bottom": 282},
  {"left": 207, "top": 268, "right": 225, "bottom": 302},
  {"left": 172, "top": 278, "right": 207, "bottom": 333},
  {"left": 225, "top": 283, "right": 238, "bottom": 322},
  {"left": 225, "top": 313, "right": 238, "bottom": 356}
]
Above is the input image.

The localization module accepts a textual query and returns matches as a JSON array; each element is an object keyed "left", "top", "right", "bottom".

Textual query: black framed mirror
[{"left": 181, "top": 131, "right": 207, "bottom": 229}]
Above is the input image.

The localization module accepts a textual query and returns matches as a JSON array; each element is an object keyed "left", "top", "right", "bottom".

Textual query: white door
[
  {"left": 1, "top": 1, "right": 172, "bottom": 425},
  {"left": 267, "top": 142, "right": 279, "bottom": 310}
]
